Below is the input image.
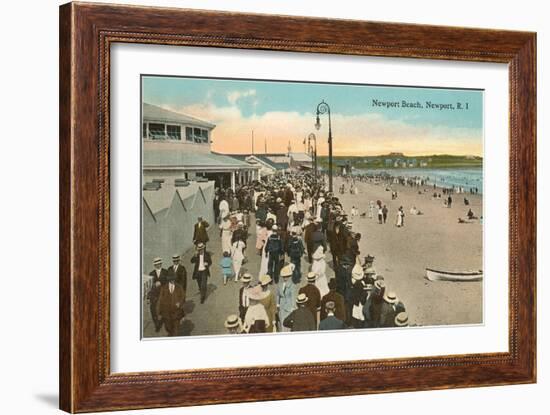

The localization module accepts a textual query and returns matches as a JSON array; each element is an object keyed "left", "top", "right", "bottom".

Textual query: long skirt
[
  {"left": 221, "top": 230, "right": 232, "bottom": 253},
  {"left": 259, "top": 250, "right": 269, "bottom": 278}
]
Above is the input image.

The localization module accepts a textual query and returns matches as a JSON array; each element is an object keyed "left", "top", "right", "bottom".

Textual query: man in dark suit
[
  {"left": 238, "top": 273, "right": 252, "bottom": 322},
  {"left": 320, "top": 278, "right": 347, "bottom": 322},
  {"left": 190, "top": 243, "right": 212, "bottom": 304},
  {"left": 319, "top": 301, "right": 346, "bottom": 330},
  {"left": 303, "top": 217, "right": 317, "bottom": 263},
  {"left": 192, "top": 216, "right": 210, "bottom": 247},
  {"left": 265, "top": 226, "right": 283, "bottom": 284},
  {"left": 147, "top": 257, "right": 169, "bottom": 332},
  {"left": 299, "top": 272, "right": 321, "bottom": 326},
  {"left": 168, "top": 254, "right": 187, "bottom": 301},
  {"left": 283, "top": 293, "right": 316, "bottom": 332},
  {"left": 156, "top": 274, "right": 185, "bottom": 336}
]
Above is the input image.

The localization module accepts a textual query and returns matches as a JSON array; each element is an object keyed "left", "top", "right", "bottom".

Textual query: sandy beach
[{"left": 334, "top": 175, "right": 483, "bottom": 327}]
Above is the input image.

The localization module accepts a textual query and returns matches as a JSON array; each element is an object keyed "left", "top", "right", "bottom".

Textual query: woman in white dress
[
  {"left": 243, "top": 286, "right": 270, "bottom": 333},
  {"left": 396, "top": 207, "right": 404, "bottom": 227},
  {"left": 311, "top": 246, "right": 329, "bottom": 297},
  {"left": 220, "top": 218, "right": 232, "bottom": 254},
  {"left": 368, "top": 201, "right": 375, "bottom": 219},
  {"left": 219, "top": 198, "right": 229, "bottom": 223},
  {"left": 231, "top": 239, "right": 246, "bottom": 281}
]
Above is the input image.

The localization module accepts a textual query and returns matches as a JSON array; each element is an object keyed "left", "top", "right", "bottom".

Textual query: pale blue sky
[{"left": 142, "top": 76, "right": 483, "bottom": 156}]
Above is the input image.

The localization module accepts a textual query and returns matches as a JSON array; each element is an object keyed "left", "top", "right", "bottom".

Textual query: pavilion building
[{"left": 142, "top": 103, "right": 260, "bottom": 190}]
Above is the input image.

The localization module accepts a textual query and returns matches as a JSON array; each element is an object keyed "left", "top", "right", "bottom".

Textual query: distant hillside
[{"left": 316, "top": 154, "right": 483, "bottom": 170}]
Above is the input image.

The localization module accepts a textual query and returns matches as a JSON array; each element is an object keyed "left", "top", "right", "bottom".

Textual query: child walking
[{"left": 220, "top": 251, "right": 233, "bottom": 285}]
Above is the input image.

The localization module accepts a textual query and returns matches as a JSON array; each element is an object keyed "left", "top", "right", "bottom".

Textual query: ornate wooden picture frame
[{"left": 59, "top": 2, "right": 536, "bottom": 412}]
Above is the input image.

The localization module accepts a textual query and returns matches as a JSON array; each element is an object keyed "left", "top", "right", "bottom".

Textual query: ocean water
[{"left": 354, "top": 167, "right": 483, "bottom": 194}]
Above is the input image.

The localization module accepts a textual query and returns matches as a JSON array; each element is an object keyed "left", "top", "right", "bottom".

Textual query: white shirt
[
  {"left": 169, "top": 282, "right": 175, "bottom": 294},
  {"left": 241, "top": 287, "right": 250, "bottom": 307},
  {"left": 198, "top": 254, "right": 206, "bottom": 271}
]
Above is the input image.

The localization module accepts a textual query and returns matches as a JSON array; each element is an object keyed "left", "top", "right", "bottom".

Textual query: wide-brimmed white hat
[
  {"left": 259, "top": 274, "right": 272, "bottom": 286},
  {"left": 296, "top": 293, "right": 308, "bottom": 304},
  {"left": 153, "top": 257, "right": 162, "bottom": 265},
  {"left": 241, "top": 273, "right": 252, "bottom": 283},
  {"left": 394, "top": 312, "right": 409, "bottom": 327},
  {"left": 280, "top": 264, "right": 293, "bottom": 278},
  {"left": 306, "top": 272, "right": 317, "bottom": 282},
  {"left": 224, "top": 314, "right": 241, "bottom": 329},
  {"left": 384, "top": 291, "right": 399, "bottom": 304}
]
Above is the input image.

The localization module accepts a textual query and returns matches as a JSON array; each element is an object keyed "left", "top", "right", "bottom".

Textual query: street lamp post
[
  {"left": 315, "top": 100, "right": 333, "bottom": 193},
  {"left": 307, "top": 132, "right": 318, "bottom": 183}
]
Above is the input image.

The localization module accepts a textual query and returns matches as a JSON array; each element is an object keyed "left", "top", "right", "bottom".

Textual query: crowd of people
[{"left": 145, "top": 171, "right": 410, "bottom": 336}]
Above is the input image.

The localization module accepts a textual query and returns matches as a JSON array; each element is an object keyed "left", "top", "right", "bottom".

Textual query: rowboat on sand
[{"left": 425, "top": 268, "right": 483, "bottom": 282}]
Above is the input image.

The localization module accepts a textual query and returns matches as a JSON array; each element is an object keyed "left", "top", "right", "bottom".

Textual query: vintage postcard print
[{"left": 141, "top": 76, "right": 483, "bottom": 338}]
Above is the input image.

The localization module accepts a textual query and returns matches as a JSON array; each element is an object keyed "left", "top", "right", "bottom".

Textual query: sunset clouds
[
  {"left": 143, "top": 76, "right": 483, "bottom": 157},
  {"left": 162, "top": 102, "right": 482, "bottom": 157}
]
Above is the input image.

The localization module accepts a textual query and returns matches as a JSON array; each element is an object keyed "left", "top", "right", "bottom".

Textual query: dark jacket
[
  {"left": 156, "top": 283, "right": 185, "bottom": 320},
  {"left": 168, "top": 264, "right": 187, "bottom": 292},
  {"left": 299, "top": 284, "right": 321, "bottom": 323},
  {"left": 283, "top": 307, "right": 316, "bottom": 331},
  {"left": 287, "top": 237, "right": 305, "bottom": 259},
  {"left": 319, "top": 315, "right": 346, "bottom": 330},
  {"left": 193, "top": 221, "right": 210, "bottom": 244},
  {"left": 265, "top": 233, "right": 283, "bottom": 256},
  {"left": 311, "top": 230, "right": 327, "bottom": 253},
  {"left": 190, "top": 251, "right": 212, "bottom": 279},
  {"left": 320, "top": 290, "right": 347, "bottom": 322},
  {"left": 149, "top": 268, "right": 169, "bottom": 285}
]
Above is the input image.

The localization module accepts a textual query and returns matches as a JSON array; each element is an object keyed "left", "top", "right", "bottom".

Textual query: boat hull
[{"left": 426, "top": 268, "right": 482, "bottom": 282}]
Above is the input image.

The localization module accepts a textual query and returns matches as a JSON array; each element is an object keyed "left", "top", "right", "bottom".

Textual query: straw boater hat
[
  {"left": 325, "top": 301, "right": 336, "bottom": 311},
  {"left": 394, "top": 312, "right": 409, "bottom": 327},
  {"left": 224, "top": 314, "right": 241, "bottom": 329},
  {"left": 280, "top": 264, "right": 294, "bottom": 278},
  {"left": 153, "top": 257, "right": 162, "bottom": 265},
  {"left": 259, "top": 274, "right": 272, "bottom": 286},
  {"left": 241, "top": 273, "right": 252, "bottom": 283},
  {"left": 196, "top": 242, "right": 205, "bottom": 249},
  {"left": 312, "top": 247, "right": 325, "bottom": 260},
  {"left": 247, "top": 285, "right": 269, "bottom": 301},
  {"left": 351, "top": 264, "right": 364, "bottom": 281},
  {"left": 384, "top": 291, "right": 399, "bottom": 304},
  {"left": 172, "top": 254, "right": 180, "bottom": 261},
  {"left": 307, "top": 272, "right": 317, "bottom": 283},
  {"left": 296, "top": 293, "right": 308, "bottom": 305},
  {"left": 374, "top": 279, "right": 385, "bottom": 290}
]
